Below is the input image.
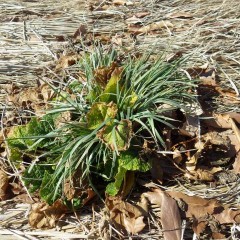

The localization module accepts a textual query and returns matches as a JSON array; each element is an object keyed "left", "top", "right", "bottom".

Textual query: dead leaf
[
  {"left": 40, "top": 83, "right": 55, "bottom": 103},
  {"left": 149, "top": 156, "right": 163, "bottom": 184},
  {"left": 186, "top": 141, "right": 206, "bottom": 172},
  {"left": 166, "top": 190, "right": 240, "bottom": 224},
  {"left": 111, "top": 35, "right": 123, "bottom": 46},
  {"left": 123, "top": 215, "right": 145, "bottom": 234},
  {"left": 135, "top": 12, "right": 150, "bottom": 18},
  {"left": 143, "top": 189, "right": 183, "bottom": 239},
  {"left": 0, "top": 169, "right": 9, "bottom": 200},
  {"left": 212, "top": 232, "right": 227, "bottom": 239},
  {"left": 160, "top": 190, "right": 182, "bottom": 240},
  {"left": 106, "top": 196, "right": 146, "bottom": 234},
  {"left": 73, "top": 24, "right": 87, "bottom": 39},
  {"left": 63, "top": 170, "right": 95, "bottom": 204},
  {"left": 166, "top": 52, "right": 183, "bottom": 62},
  {"left": 173, "top": 149, "right": 183, "bottom": 165},
  {"left": 185, "top": 167, "right": 222, "bottom": 181},
  {"left": 126, "top": 16, "right": 142, "bottom": 24},
  {"left": 192, "top": 219, "right": 208, "bottom": 236},
  {"left": 179, "top": 115, "right": 199, "bottom": 137},
  {"left": 229, "top": 118, "right": 240, "bottom": 147},
  {"left": 54, "top": 111, "right": 71, "bottom": 129},
  {"left": 187, "top": 66, "right": 217, "bottom": 86},
  {"left": 166, "top": 12, "right": 193, "bottom": 19},
  {"left": 166, "top": 191, "right": 222, "bottom": 219},
  {"left": 9, "top": 182, "right": 24, "bottom": 195},
  {"left": 206, "top": 113, "right": 232, "bottom": 129},
  {"left": 129, "top": 21, "right": 173, "bottom": 34},
  {"left": 113, "top": 0, "right": 134, "bottom": 6},
  {"left": 94, "top": 62, "right": 119, "bottom": 88},
  {"left": 214, "top": 208, "right": 240, "bottom": 224},
  {"left": 233, "top": 151, "right": 240, "bottom": 174},
  {"left": 29, "top": 200, "right": 68, "bottom": 229},
  {"left": 55, "top": 54, "right": 80, "bottom": 70},
  {"left": 7, "top": 87, "right": 41, "bottom": 108}
]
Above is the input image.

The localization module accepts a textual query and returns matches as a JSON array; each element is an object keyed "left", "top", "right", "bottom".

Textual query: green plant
[{"left": 7, "top": 46, "right": 196, "bottom": 204}]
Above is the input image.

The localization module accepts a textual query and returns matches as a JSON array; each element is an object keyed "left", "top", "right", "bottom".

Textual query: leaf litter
[{"left": 1, "top": 0, "right": 240, "bottom": 239}]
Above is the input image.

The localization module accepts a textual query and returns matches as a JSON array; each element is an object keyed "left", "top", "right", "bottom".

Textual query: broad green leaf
[
  {"left": 86, "top": 102, "right": 118, "bottom": 130},
  {"left": 100, "top": 67, "right": 123, "bottom": 103},
  {"left": 119, "top": 152, "right": 150, "bottom": 172},
  {"left": 39, "top": 171, "right": 61, "bottom": 205},
  {"left": 106, "top": 152, "right": 149, "bottom": 196},
  {"left": 7, "top": 115, "right": 56, "bottom": 150},
  {"left": 106, "top": 166, "right": 126, "bottom": 196},
  {"left": 97, "top": 120, "right": 132, "bottom": 151},
  {"left": 7, "top": 126, "right": 28, "bottom": 150},
  {"left": 23, "top": 164, "right": 53, "bottom": 193},
  {"left": 8, "top": 147, "right": 23, "bottom": 165}
]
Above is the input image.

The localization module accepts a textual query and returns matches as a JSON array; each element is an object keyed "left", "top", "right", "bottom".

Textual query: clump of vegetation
[{"left": 7, "top": 46, "right": 196, "bottom": 206}]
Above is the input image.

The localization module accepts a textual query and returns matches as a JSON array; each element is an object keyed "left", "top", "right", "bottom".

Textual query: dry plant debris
[{"left": 1, "top": 0, "right": 240, "bottom": 239}]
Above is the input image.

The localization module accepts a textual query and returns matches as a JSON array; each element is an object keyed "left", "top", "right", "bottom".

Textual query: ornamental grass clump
[{"left": 7, "top": 46, "right": 196, "bottom": 205}]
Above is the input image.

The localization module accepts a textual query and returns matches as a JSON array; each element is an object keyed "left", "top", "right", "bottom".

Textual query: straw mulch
[{"left": 0, "top": 0, "right": 239, "bottom": 239}]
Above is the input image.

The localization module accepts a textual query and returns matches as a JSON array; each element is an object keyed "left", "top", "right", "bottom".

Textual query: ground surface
[{"left": 0, "top": 0, "right": 240, "bottom": 239}]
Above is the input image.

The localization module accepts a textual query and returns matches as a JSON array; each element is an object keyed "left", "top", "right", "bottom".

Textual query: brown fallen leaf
[
  {"left": 0, "top": 169, "right": 9, "bottom": 200},
  {"left": 185, "top": 167, "right": 222, "bottom": 182},
  {"left": 126, "top": 16, "right": 142, "bottom": 24},
  {"left": 167, "top": 190, "right": 240, "bottom": 224},
  {"left": 166, "top": 12, "right": 193, "bottom": 19},
  {"left": 214, "top": 208, "right": 240, "bottom": 224},
  {"left": 149, "top": 156, "right": 163, "bottom": 184},
  {"left": 63, "top": 170, "right": 95, "bottom": 204},
  {"left": 192, "top": 219, "right": 208, "bottom": 236},
  {"left": 113, "top": 0, "right": 134, "bottom": 6},
  {"left": 135, "top": 12, "right": 150, "bottom": 18},
  {"left": 160, "top": 190, "right": 182, "bottom": 240},
  {"left": 29, "top": 200, "right": 68, "bottom": 229},
  {"left": 129, "top": 21, "right": 173, "bottom": 34},
  {"left": 179, "top": 115, "right": 199, "bottom": 137},
  {"left": 166, "top": 191, "right": 222, "bottom": 219},
  {"left": 229, "top": 118, "right": 240, "bottom": 147},
  {"left": 93, "top": 62, "right": 119, "bottom": 88},
  {"left": 55, "top": 54, "right": 80, "bottom": 70},
  {"left": 233, "top": 151, "right": 240, "bottom": 174},
  {"left": 111, "top": 35, "right": 123, "bottom": 46},
  {"left": 7, "top": 87, "right": 41, "bottom": 108},
  {"left": 106, "top": 196, "right": 146, "bottom": 235},
  {"left": 73, "top": 24, "right": 87, "bottom": 39},
  {"left": 143, "top": 189, "right": 183, "bottom": 239},
  {"left": 123, "top": 215, "right": 145, "bottom": 235},
  {"left": 187, "top": 64, "right": 217, "bottom": 86},
  {"left": 40, "top": 83, "right": 55, "bottom": 103},
  {"left": 212, "top": 232, "right": 227, "bottom": 239}
]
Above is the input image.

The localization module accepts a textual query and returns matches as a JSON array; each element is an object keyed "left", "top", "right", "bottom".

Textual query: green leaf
[
  {"left": 23, "top": 164, "right": 53, "bottom": 193},
  {"left": 97, "top": 120, "right": 132, "bottom": 151},
  {"left": 39, "top": 171, "right": 61, "bottom": 205},
  {"left": 119, "top": 152, "right": 151, "bottom": 172},
  {"left": 128, "top": 91, "right": 138, "bottom": 107},
  {"left": 86, "top": 102, "right": 118, "bottom": 130},
  {"left": 7, "top": 115, "right": 56, "bottom": 150},
  {"left": 106, "top": 166, "right": 126, "bottom": 196},
  {"left": 100, "top": 67, "right": 123, "bottom": 103},
  {"left": 106, "top": 152, "right": 150, "bottom": 196}
]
